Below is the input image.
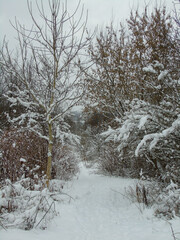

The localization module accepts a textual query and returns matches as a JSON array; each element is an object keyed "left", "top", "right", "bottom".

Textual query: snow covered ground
[{"left": 1, "top": 163, "right": 179, "bottom": 240}]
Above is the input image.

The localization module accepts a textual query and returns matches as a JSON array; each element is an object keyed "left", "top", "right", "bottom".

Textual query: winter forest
[{"left": 0, "top": 0, "right": 180, "bottom": 239}]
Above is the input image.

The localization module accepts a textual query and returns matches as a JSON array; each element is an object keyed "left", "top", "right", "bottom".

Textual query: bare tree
[
  {"left": 174, "top": 0, "right": 180, "bottom": 27},
  {"left": 1, "top": 0, "right": 91, "bottom": 187}
]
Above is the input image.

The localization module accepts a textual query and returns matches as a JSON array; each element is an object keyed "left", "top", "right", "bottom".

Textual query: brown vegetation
[{"left": 0, "top": 129, "right": 48, "bottom": 183}]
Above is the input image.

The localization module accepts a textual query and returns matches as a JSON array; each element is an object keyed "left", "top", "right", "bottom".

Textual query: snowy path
[{"left": 1, "top": 163, "right": 179, "bottom": 240}]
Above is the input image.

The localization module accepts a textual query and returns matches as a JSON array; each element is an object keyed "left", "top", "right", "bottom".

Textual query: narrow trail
[
  {"left": 1, "top": 163, "right": 177, "bottom": 240},
  {"left": 51, "top": 163, "right": 174, "bottom": 240}
]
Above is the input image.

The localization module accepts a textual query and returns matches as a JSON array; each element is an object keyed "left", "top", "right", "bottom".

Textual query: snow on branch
[
  {"left": 55, "top": 125, "right": 80, "bottom": 146},
  {"left": 138, "top": 115, "right": 151, "bottom": 129},
  {"left": 143, "top": 65, "right": 157, "bottom": 74},
  {"left": 135, "top": 115, "right": 180, "bottom": 156},
  {"left": 158, "top": 70, "right": 169, "bottom": 81}
]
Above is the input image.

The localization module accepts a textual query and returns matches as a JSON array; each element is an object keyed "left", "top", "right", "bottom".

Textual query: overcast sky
[{"left": 0, "top": 0, "right": 175, "bottom": 47}]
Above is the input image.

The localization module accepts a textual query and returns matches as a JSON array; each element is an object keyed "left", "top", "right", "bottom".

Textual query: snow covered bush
[
  {"left": 101, "top": 99, "right": 153, "bottom": 177},
  {"left": 0, "top": 127, "right": 80, "bottom": 184},
  {"left": 0, "top": 130, "right": 79, "bottom": 230},
  {"left": 52, "top": 145, "right": 79, "bottom": 181},
  {"left": 97, "top": 144, "right": 122, "bottom": 176},
  {"left": 154, "top": 181, "right": 180, "bottom": 219},
  {"left": 101, "top": 98, "right": 180, "bottom": 181},
  {"left": 126, "top": 180, "right": 180, "bottom": 219},
  {"left": 0, "top": 129, "right": 48, "bottom": 184},
  {"left": 0, "top": 178, "right": 65, "bottom": 230}
]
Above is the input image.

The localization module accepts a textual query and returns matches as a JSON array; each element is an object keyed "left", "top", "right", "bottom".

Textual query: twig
[
  {"left": 0, "top": 219, "right": 7, "bottom": 231},
  {"left": 59, "top": 192, "right": 75, "bottom": 202},
  {"left": 110, "top": 188, "right": 144, "bottom": 214},
  {"left": 35, "top": 201, "right": 55, "bottom": 228},
  {"left": 168, "top": 222, "right": 177, "bottom": 240}
]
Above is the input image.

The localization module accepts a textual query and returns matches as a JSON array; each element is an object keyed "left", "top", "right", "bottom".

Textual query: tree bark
[{"left": 46, "top": 120, "right": 53, "bottom": 188}]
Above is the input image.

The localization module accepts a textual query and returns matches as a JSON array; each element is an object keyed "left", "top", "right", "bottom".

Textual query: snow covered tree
[
  {"left": 127, "top": 6, "right": 178, "bottom": 104},
  {"left": 1, "top": 0, "right": 90, "bottom": 187},
  {"left": 87, "top": 5, "right": 180, "bottom": 181},
  {"left": 84, "top": 23, "right": 129, "bottom": 121},
  {"left": 84, "top": 6, "right": 178, "bottom": 123},
  {"left": 101, "top": 62, "right": 180, "bottom": 181}
]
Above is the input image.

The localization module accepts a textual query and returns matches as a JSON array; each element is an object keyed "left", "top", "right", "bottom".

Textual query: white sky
[{"left": 0, "top": 0, "right": 175, "bottom": 47}]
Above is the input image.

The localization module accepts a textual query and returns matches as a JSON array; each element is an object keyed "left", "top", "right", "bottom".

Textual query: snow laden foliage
[
  {"left": 101, "top": 98, "right": 180, "bottom": 182},
  {"left": 4, "top": 85, "right": 47, "bottom": 138},
  {"left": 52, "top": 145, "right": 80, "bottom": 181},
  {"left": 154, "top": 181, "right": 180, "bottom": 219},
  {"left": 135, "top": 114, "right": 180, "bottom": 158},
  {"left": 0, "top": 178, "right": 68, "bottom": 230},
  {"left": 0, "top": 131, "right": 80, "bottom": 230},
  {"left": 2, "top": 61, "right": 83, "bottom": 141},
  {"left": 126, "top": 180, "right": 180, "bottom": 219}
]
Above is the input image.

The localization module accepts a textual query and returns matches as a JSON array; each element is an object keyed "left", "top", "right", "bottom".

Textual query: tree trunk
[{"left": 46, "top": 121, "right": 53, "bottom": 188}]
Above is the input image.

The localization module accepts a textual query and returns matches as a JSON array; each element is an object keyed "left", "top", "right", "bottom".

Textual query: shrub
[
  {"left": 0, "top": 178, "right": 65, "bottom": 230},
  {"left": 52, "top": 145, "right": 79, "bottom": 181},
  {"left": 101, "top": 98, "right": 180, "bottom": 181},
  {"left": 125, "top": 180, "right": 180, "bottom": 219},
  {"left": 0, "top": 128, "right": 80, "bottom": 186},
  {"left": 98, "top": 144, "right": 126, "bottom": 176},
  {"left": 0, "top": 129, "right": 48, "bottom": 184}
]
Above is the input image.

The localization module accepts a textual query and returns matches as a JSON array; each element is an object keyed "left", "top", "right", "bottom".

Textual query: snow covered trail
[{"left": 1, "top": 163, "right": 179, "bottom": 240}]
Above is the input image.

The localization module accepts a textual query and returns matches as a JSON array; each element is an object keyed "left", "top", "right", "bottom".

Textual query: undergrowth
[
  {"left": 125, "top": 180, "right": 180, "bottom": 219},
  {"left": 0, "top": 178, "right": 68, "bottom": 230}
]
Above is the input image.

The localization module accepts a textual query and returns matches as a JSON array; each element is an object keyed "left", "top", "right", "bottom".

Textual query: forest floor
[{"left": 1, "top": 162, "right": 179, "bottom": 240}]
